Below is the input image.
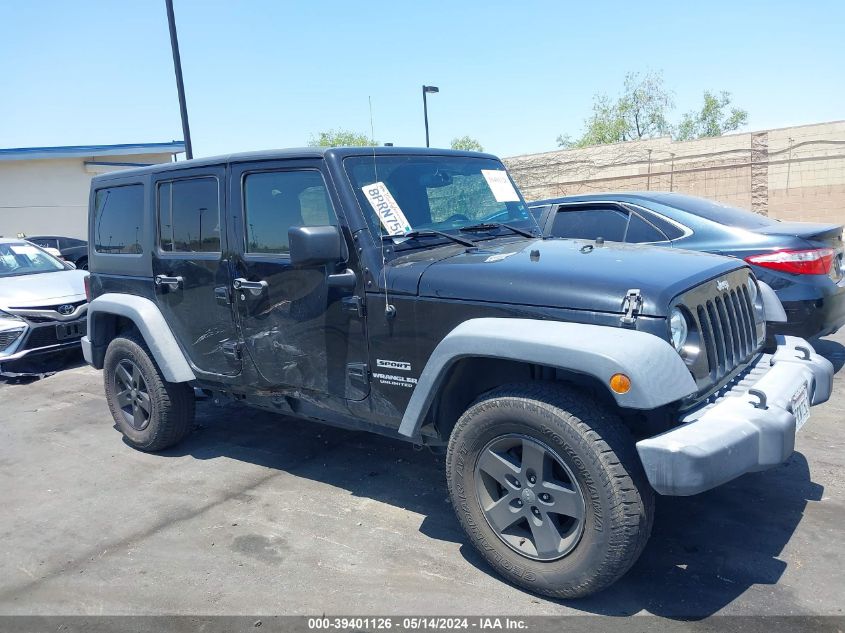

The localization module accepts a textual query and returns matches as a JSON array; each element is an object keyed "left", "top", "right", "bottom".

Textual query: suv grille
[
  {"left": 675, "top": 268, "right": 764, "bottom": 394},
  {"left": 695, "top": 285, "right": 758, "bottom": 381}
]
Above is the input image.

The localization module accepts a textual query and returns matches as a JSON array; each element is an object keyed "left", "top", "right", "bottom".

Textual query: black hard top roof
[{"left": 92, "top": 146, "right": 499, "bottom": 183}]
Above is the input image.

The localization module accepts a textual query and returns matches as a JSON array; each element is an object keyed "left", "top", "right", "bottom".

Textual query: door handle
[
  {"left": 155, "top": 275, "right": 183, "bottom": 291},
  {"left": 233, "top": 278, "right": 268, "bottom": 296}
]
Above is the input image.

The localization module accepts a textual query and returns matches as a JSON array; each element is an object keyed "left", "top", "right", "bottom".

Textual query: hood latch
[{"left": 620, "top": 289, "right": 643, "bottom": 325}]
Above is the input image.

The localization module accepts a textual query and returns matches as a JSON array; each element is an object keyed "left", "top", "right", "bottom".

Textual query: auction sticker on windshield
[
  {"left": 362, "top": 182, "right": 412, "bottom": 235},
  {"left": 481, "top": 169, "right": 520, "bottom": 203}
]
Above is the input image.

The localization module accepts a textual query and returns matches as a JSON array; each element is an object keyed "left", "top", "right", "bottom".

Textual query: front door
[
  {"left": 151, "top": 165, "right": 241, "bottom": 377},
  {"left": 229, "top": 160, "right": 368, "bottom": 399}
]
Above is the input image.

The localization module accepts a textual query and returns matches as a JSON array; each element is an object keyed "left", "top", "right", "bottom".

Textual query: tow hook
[{"left": 748, "top": 388, "right": 768, "bottom": 410}]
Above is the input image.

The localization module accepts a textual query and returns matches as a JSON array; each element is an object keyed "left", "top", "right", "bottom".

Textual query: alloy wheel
[
  {"left": 114, "top": 359, "right": 152, "bottom": 431},
  {"left": 474, "top": 434, "right": 586, "bottom": 561}
]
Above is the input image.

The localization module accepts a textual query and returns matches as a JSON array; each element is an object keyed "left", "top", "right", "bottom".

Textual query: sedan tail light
[
  {"left": 83, "top": 274, "right": 92, "bottom": 302},
  {"left": 745, "top": 248, "right": 835, "bottom": 275}
]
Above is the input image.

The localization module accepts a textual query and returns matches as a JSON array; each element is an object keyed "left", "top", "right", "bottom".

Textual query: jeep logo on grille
[
  {"left": 57, "top": 304, "right": 75, "bottom": 316},
  {"left": 716, "top": 279, "right": 730, "bottom": 292}
]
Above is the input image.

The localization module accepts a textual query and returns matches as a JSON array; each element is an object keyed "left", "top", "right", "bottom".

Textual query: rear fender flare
[
  {"left": 397, "top": 318, "right": 696, "bottom": 439},
  {"left": 84, "top": 293, "right": 195, "bottom": 383}
]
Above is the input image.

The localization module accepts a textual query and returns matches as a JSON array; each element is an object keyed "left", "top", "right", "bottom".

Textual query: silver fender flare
[
  {"left": 84, "top": 293, "right": 196, "bottom": 383},
  {"left": 397, "top": 318, "right": 697, "bottom": 439}
]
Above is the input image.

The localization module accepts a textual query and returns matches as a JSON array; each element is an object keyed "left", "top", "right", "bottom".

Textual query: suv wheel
[
  {"left": 103, "top": 334, "right": 195, "bottom": 451},
  {"left": 446, "top": 383, "right": 653, "bottom": 598}
]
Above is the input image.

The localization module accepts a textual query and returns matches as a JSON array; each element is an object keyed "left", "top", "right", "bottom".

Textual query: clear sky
[{"left": 1, "top": 0, "right": 843, "bottom": 158}]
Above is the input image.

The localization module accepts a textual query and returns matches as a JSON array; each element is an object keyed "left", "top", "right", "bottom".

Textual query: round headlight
[{"left": 669, "top": 308, "right": 688, "bottom": 350}]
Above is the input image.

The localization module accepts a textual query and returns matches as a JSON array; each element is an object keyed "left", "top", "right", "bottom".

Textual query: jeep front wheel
[
  {"left": 445, "top": 383, "right": 654, "bottom": 598},
  {"left": 103, "top": 334, "right": 195, "bottom": 452}
]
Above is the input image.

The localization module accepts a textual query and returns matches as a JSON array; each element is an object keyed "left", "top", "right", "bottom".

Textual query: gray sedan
[{"left": 0, "top": 239, "right": 88, "bottom": 372}]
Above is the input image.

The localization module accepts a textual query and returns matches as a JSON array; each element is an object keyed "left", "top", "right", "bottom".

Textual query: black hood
[{"left": 386, "top": 237, "right": 745, "bottom": 317}]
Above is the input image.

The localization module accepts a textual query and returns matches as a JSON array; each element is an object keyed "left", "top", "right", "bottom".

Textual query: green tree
[
  {"left": 676, "top": 91, "right": 748, "bottom": 141},
  {"left": 308, "top": 129, "right": 376, "bottom": 147},
  {"left": 557, "top": 71, "right": 674, "bottom": 148},
  {"left": 450, "top": 136, "right": 485, "bottom": 152}
]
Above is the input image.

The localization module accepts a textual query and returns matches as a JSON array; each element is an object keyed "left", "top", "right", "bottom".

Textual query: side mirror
[{"left": 288, "top": 225, "right": 345, "bottom": 267}]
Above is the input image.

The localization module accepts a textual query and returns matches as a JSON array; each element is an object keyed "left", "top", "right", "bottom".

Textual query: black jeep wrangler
[{"left": 82, "top": 147, "right": 833, "bottom": 598}]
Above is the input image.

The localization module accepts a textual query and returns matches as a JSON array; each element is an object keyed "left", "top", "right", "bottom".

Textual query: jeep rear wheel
[
  {"left": 445, "top": 383, "right": 654, "bottom": 598},
  {"left": 103, "top": 334, "right": 195, "bottom": 452}
]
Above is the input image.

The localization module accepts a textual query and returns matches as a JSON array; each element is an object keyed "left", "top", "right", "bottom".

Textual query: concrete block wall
[{"left": 505, "top": 120, "right": 845, "bottom": 225}]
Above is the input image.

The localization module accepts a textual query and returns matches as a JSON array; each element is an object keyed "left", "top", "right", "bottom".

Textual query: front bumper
[
  {"left": 0, "top": 316, "right": 87, "bottom": 364},
  {"left": 636, "top": 335, "right": 834, "bottom": 496}
]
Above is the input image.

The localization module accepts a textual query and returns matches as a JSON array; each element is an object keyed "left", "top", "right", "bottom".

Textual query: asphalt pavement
[{"left": 0, "top": 333, "right": 843, "bottom": 619}]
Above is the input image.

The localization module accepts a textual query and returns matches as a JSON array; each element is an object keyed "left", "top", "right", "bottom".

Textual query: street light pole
[
  {"left": 422, "top": 85, "right": 439, "bottom": 148},
  {"left": 165, "top": 0, "right": 193, "bottom": 160}
]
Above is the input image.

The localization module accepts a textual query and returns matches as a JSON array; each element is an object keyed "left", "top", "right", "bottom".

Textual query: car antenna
[{"left": 369, "top": 96, "right": 396, "bottom": 320}]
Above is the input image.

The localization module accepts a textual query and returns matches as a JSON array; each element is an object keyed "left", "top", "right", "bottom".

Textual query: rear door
[
  {"left": 151, "top": 165, "right": 241, "bottom": 378},
  {"left": 229, "top": 159, "right": 369, "bottom": 400}
]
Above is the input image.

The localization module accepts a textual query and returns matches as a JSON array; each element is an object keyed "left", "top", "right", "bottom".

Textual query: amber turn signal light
[{"left": 609, "top": 373, "right": 631, "bottom": 394}]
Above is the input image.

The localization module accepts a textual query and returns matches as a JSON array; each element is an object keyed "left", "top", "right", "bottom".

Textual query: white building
[{"left": 0, "top": 142, "right": 185, "bottom": 240}]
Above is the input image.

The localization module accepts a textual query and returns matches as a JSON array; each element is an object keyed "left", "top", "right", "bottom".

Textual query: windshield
[
  {"left": 0, "top": 242, "right": 66, "bottom": 277},
  {"left": 344, "top": 155, "right": 537, "bottom": 245}
]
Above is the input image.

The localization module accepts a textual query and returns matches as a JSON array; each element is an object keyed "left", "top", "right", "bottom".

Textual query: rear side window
[
  {"left": 636, "top": 209, "right": 686, "bottom": 240},
  {"left": 94, "top": 185, "right": 144, "bottom": 254},
  {"left": 552, "top": 206, "right": 628, "bottom": 242},
  {"left": 158, "top": 177, "right": 220, "bottom": 253},
  {"left": 625, "top": 213, "right": 667, "bottom": 243}
]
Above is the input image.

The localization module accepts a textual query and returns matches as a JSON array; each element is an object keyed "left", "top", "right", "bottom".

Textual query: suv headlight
[{"left": 669, "top": 307, "right": 688, "bottom": 350}]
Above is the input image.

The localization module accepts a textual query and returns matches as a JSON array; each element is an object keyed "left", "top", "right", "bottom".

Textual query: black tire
[
  {"left": 446, "top": 383, "right": 654, "bottom": 598},
  {"left": 76, "top": 257, "right": 88, "bottom": 271},
  {"left": 103, "top": 334, "right": 195, "bottom": 451}
]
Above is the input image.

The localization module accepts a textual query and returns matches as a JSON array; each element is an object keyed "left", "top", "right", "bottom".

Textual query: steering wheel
[{"left": 443, "top": 213, "right": 470, "bottom": 223}]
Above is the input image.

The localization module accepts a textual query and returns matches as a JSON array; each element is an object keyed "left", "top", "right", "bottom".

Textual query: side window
[
  {"left": 637, "top": 209, "right": 686, "bottom": 240},
  {"left": 60, "top": 237, "right": 86, "bottom": 249},
  {"left": 625, "top": 213, "right": 667, "bottom": 243},
  {"left": 158, "top": 177, "right": 220, "bottom": 253},
  {"left": 243, "top": 170, "right": 336, "bottom": 255},
  {"left": 30, "top": 238, "right": 58, "bottom": 249},
  {"left": 94, "top": 184, "right": 144, "bottom": 254},
  {"left": 551, "top": 206, "right": 628, "bottom": 242}
]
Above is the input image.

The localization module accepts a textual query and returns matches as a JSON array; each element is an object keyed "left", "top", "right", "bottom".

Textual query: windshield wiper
[
  {"left": 458, "top": 222, "right": 537, "bottom": 238},
  {"left": 383, "top": 230, "right": 476, "bottom": 248}
]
